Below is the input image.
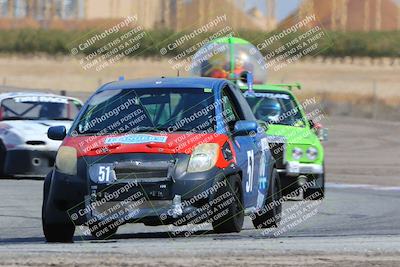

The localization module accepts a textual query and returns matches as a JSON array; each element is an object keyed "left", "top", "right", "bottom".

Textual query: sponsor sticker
[
  {"left": 105, "top": 134, "right": 167, "bottom": 145},
  {"left": 13, "top": 96, "right": 69, "bottom": 104},
  {"left": 261, "top": 137, "right": 269, "bottom": 151},
  {"left": 266, "top": 135, "right": 286, "bottom": 143},
  {"left": 243, "top": 91, "right": 290, "bottom": 100}
]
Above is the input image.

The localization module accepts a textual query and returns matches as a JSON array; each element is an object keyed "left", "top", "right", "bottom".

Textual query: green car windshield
[{"left": 243, "top": 91, "right": 305, "bottom": 127}]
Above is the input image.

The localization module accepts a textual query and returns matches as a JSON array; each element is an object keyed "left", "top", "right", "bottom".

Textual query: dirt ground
[{"left": 0, "top": 56, "right": 399, "bottom": 102}]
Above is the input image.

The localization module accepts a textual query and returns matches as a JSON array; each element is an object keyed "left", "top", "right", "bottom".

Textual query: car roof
[
  {"left": 0, "top": 91, "right": 82, "bottom": 103},
  {"left": 99, "top": 77, "right": 228, "bottom": 91},
  {"left": 240, "top": 84, "right": 294, "bottom": 94}
]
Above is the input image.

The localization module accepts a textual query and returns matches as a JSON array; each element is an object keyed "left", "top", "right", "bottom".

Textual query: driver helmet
[{"left": 256, "top": 98, "right": 281, "bottom": 122}]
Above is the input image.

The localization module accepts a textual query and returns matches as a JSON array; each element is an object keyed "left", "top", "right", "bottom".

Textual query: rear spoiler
[{"left": 272, "top": 83, "right": 302, "bottom": 90}]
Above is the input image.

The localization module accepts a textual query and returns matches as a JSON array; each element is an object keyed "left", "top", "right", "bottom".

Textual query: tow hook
[{"left": 172, "top": 195, "right": 183, "bottom": 218}]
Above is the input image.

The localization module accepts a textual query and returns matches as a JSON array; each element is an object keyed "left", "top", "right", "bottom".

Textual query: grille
[{"left": 113, "top": 161, "right": 172, "bottom": 181}]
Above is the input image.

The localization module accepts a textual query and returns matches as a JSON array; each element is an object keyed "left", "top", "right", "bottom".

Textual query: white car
[{"left": 0, "top": 92, "right": 82, "bottom": 177}]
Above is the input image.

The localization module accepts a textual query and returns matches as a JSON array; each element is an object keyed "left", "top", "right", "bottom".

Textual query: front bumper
[
  {"left": 45, "top": 153, "right": 237, "bottom": 226},
  {"left": 281, "top": 161, "right": 323, "bottom": 176},
  {"left": 4, "top": 149, "right": 56, "bottom": 177}
]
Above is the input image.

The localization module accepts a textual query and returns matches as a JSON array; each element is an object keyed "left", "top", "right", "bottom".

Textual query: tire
[
  {"left": 89, "top": 222, "right": 118, "bottom": 240},
  {"left": 304, "top": 164, "right": 325, "bottom": 200},
  {"left": 252, "top": 168, "right": 282, "bottom": 229},
  {"left": 42, "top": 172, "right": 75, "bottom": 243},
  {"left": 42, "top": 223, "right": 75, "bottom": 243},
  {"left": 0, "top": 141, "right": 8, "bottom": 177},
  {"left": 303, "top": 173, "right": 325, "bottom": 200},
  {"left": 212, "top": 174, "right": 244, "bottom": 233}
]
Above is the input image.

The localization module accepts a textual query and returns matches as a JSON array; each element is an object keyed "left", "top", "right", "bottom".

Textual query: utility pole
[
  {"left": 266, "top": 0, "right": 276, "bottom": 30},
  {"left": 364, "top": 0, "right": 370, "bottom": 31},
  {"left": 375, "top": 0, "right": 382, "bottom": 31},
  {"left": 331, "top": 0, "right": 337, "bottom": 30},
  {"left": 176, "top": 0, "right": 184, "bottom": 31},
  {"left": 299, "top": 0, "right": 314, "bottom": 25},
  {"left": 398, "top": 3, "right": 400, "bottom": 30},
  {"left": 7, "top": 0, "right": 14, "bottom": 18},
  {"left": 340, "top": 0, "right": 348, "bottom": 31}
]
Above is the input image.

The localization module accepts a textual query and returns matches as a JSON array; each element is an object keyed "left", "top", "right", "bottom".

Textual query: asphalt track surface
[{"left": 0, "top": 116, "right": 399, "bottom": 266}]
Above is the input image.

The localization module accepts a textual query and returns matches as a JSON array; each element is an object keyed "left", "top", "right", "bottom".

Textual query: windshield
[
  {"left": 1, "top": 96, "right": 82, "bottom": 121},
  {"left": 244, "top": 91, "right": 305, "bottom": 127},
  {"left": 74, "top": 88, "right": 216, "bottom": 135}
]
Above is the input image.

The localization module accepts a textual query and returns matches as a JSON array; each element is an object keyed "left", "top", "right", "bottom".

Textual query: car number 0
[
  {"left": 98, "top": 166, "right": 111, "bottom": 182},
  {"left": 246, "top": 150, "right": 254, "bottom": 192}
]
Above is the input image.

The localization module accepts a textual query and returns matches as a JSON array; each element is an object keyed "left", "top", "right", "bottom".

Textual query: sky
[{"left": 244, "top": 0, "right": 302, "bottom": 21}]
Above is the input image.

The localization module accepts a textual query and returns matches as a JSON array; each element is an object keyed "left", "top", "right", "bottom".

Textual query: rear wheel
[
  {"left": 252, "top": 168, "right": 282, "bottom": 229},
  {"left": 212, "top": 175, "right": 244, "bottom": 233},
  {"left": 42, "top": 172, "right": 75, "bottom": 243}
]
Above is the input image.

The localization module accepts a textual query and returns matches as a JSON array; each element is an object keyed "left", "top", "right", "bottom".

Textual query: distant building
[
  {"left": 0, "top": 0, "right": 278, "bottom": 31},
  {"left": 286, "top": 0, "right": 400, "bottom": 31}
]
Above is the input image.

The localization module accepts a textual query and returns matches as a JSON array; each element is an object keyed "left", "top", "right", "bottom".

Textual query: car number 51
[{"left": 98, "top": 166, "right": 112, "bottom": 182}]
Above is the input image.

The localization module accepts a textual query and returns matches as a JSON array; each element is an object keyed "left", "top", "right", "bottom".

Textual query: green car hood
[{"left": 266, "top": 124, "right": 324, "bottom": 164}]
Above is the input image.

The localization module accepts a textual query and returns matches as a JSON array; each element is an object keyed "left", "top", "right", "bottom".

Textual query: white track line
[{"left": 326, "top": 182, "right": 400, "bottom": 191}]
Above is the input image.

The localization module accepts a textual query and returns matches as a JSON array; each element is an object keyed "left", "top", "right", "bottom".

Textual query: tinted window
[
  {"left": 75, "top": 88, "right": 216, "bottom": 135},
  {"left": 222, "top": 88, "right": 240, "bottom": 132},
  {"left": 244, "top": 91, "right": 305, "bottom": 127},
  {"left": 1, "top": 96, "right": 81, "bottom": 121}
]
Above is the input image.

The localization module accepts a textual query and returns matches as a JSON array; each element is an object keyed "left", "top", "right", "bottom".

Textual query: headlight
[
  {"left": 187, "top": 143, "right": 219, "bottom": 173},
  {"left": 292, "top": 147, "right": 303, "bottom": 160},
  {"left": 306, "top": 147, "right": 318, "bottom": 161},
  {"left": 55, "top": 146, "right": 77, "bottom": 175}
]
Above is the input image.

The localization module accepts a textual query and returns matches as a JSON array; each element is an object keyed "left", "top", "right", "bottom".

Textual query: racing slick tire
[
  {"left": 0, "top": 141, "right": 8, "bottom": 177},
  {"left": 212, "top": 174, "right": 244, "bottom": 233},
  {"left": 303, "top": 163, "right": 325, "bottom": 200},
  {"left": 252, "top": 168, "right": 282, "bottom": 229},
  {"left": 42, "top": 172, "right": 75, "bottom": 243}
]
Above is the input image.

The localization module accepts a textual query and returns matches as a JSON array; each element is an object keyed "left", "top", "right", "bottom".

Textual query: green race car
[
  {"left": 240, "top": 84, "right": 327, "bottom": 200},
  {"left": 190, "top": 36, "right": 326, "bottom": 200}
]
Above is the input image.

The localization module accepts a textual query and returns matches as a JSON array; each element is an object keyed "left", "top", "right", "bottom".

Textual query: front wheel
[
  {"left": 212, "top": 174, "right": 244, "bottom": 233},
  {"left": 304, "top": 164, "right": 325, "bottom": 200},
  {"left": 252, "top": 168, "right": 282, "bottom": 229},
  {"left": 42, "top": 172, "right": 75, "bottom": 243},
  {"left": 303, "top": 173, "right": 325, "bottom": 200},
  {"left": 43, "top": 223, "right": 75, "bottom": 243}
]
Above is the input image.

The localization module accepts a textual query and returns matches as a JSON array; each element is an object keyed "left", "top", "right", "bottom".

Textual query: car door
[{"left": 220, "top": 86, "right": 261, "bottom": 209}]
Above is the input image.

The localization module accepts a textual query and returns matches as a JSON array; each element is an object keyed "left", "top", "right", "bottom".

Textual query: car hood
[
  {"left": 63, "top": 133, "right": 231, "bottom": 157},
  {"left": 266, "top": 124, "right": 318, "bottom": 145},
  {"left": 3, "top": 120, "right": 73, "bottom": 142}
]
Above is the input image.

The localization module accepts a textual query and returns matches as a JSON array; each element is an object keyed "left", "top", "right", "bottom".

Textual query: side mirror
[
  {"left": 257, "top": 120, "right": 269, "bottom": 132},
  {"left": 48, "top": 126, "right": 67, "bottom": 141},
  {"left": 309, "top": 120, "right": 328, "bottom": 141},
  {"left": 233, "top": 120, "right": 258, "bottom": 136},
  {"left": 318, "top": 128, "right": 328, "bottom": 141},
  {"left": 308, "top": 119, "right": 315, "bottom": 129}
]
